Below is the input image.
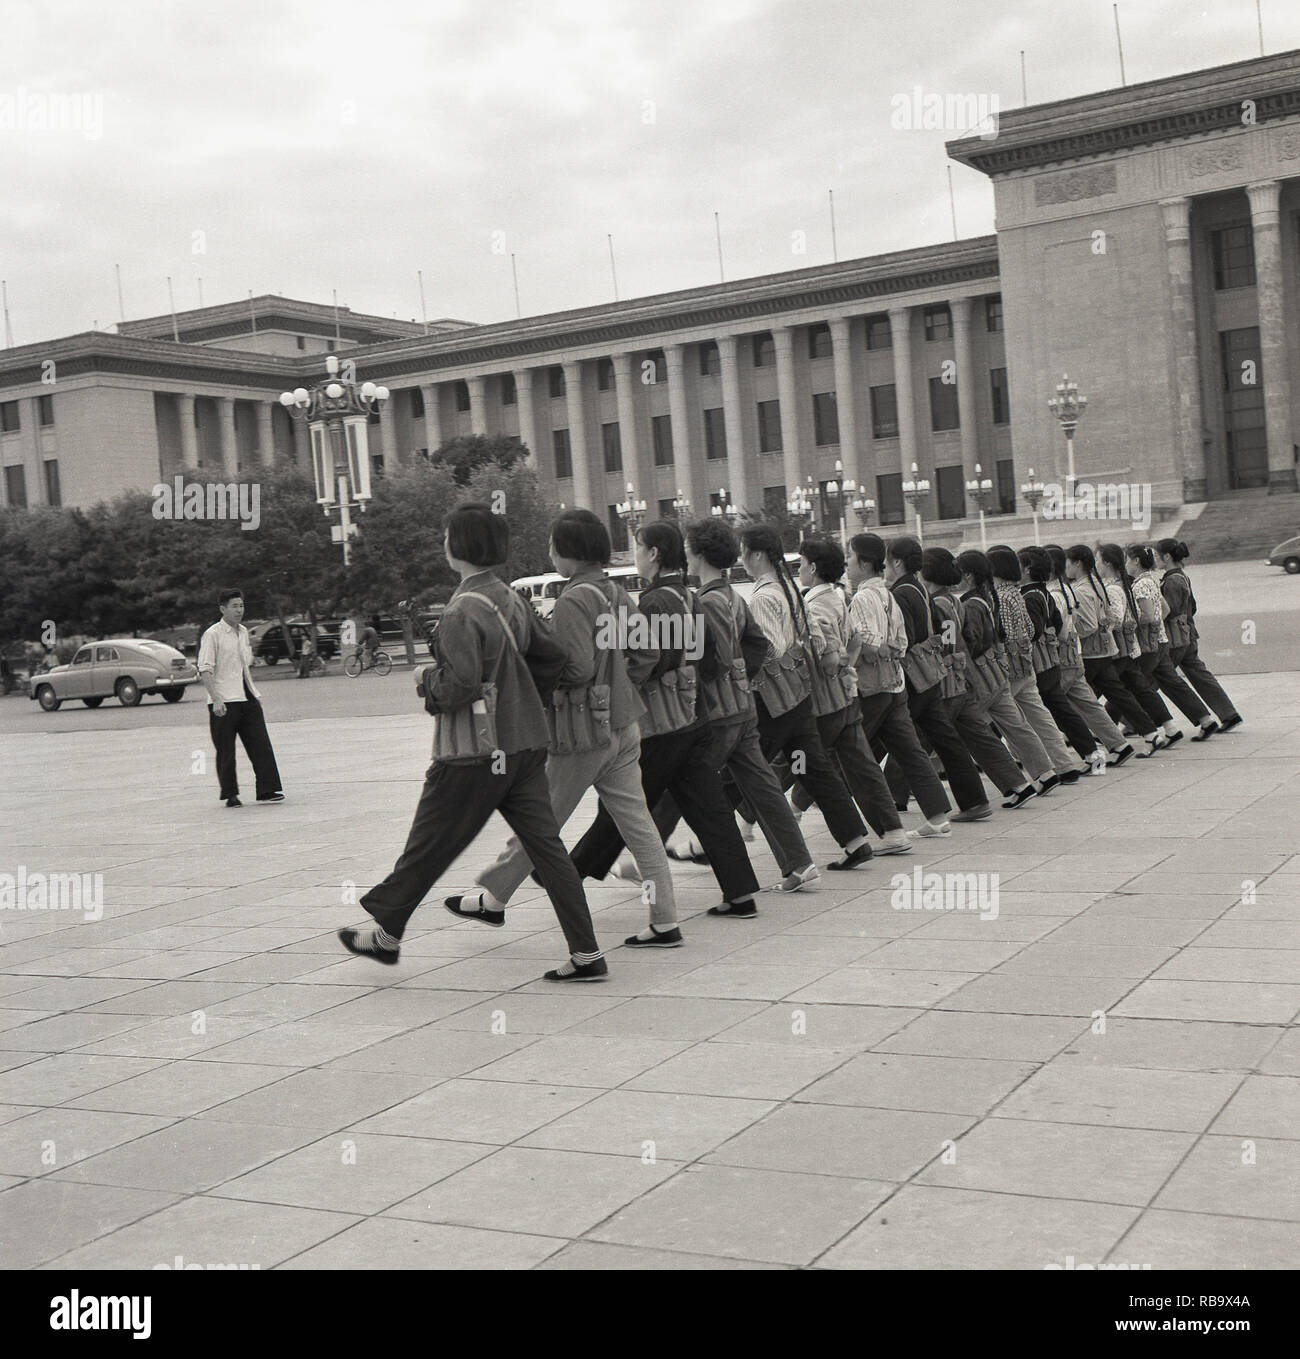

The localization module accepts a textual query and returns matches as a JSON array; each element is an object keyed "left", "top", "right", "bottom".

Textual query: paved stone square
[{"left": 1, "top": 671, "right": 1298, "bottom": 1270}]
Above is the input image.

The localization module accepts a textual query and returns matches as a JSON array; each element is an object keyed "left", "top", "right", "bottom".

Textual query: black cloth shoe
[
  {"left": 337, "top": 926, "right": 399, "bottom": 965},
  {"left": 826, "top": 843, "right": 873, "bottom": 870},
  {"left": 1038, "top": 773, "right": 1062, "bottom": 795},
  {"left": 257, "top": 792, "right": 285, "bottom": 803},
  {"left": 543, "top": 957, "right": 609, "bottom": 982},
  {"left": 1109, "top": 745, "right": 1135, "bottom": 766},
  {"left": 1164, "top": 730, "right": 1184, "bottom": 746},
  {"left": 1002, "top": 784, "right": 1038, "bottom": 809},
  {"left": 443, "top": 895, "right": 505, "bottom": 928},
  {"left": 1219, "top": 715, "right": 1243, "bottom": 732},
  {"left": 625, "top": 925, "right": 684, "bottom": 948},
  {"left": 225, "top": 796, "right": 242, "bottom": 808},
  {"left": 950, "top": 803, "right": 992, "bottom": 823},
  {"left": 1059, "top": 769, "right": 1082, "bottom": 784},
  {"left": 708, "top": 899, "right": 758, "bottom": 918},
  {"left": 1191, "top": 723, "right": 1219, "bottom": 742}
]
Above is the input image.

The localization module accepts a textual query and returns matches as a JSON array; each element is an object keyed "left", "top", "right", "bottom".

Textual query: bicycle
[
  {"left": 344, "top": 648, "right": 392, "bottom": 678},
  {"left": 296, "top": 650, "right": 327, "bottom": 678}
]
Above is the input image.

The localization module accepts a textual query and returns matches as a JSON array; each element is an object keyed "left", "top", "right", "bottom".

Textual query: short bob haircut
[
  {"left": 986, "top": 545, "right": 1023, "bottom": 583},
  {"left": 1017, "top": 545, "right": 1052, "bottom": 583},
  {"left": 217, "top": 587, "right": 243, "bottom": 607},
  {"left": 446, "top": 501, "right": 509, "bottom": 568},
  {"left": 685, "top": 517, "right": 740, "bottom": 571},
  {"left": 849, "top": 532, "right": 887, "bottom": 574},
  {"left": 551, "top": 508, "right": 611, "bottom": 566},
  {"left": 886, "top": 534, "right": 923, "bottom": 575},
  {"left": 800, "top": 536, "right": 845, "bottom": 585},
  {"left": 636, "top": 520, "right": 686, "bottom": 574},
  {"left": 920, "top": 547, "right": 961, "bottom": 588}
]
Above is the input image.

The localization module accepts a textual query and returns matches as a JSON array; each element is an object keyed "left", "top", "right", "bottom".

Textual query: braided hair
[
  {"left": 1098, "top": 542, "right": 1138, "bottom": 624},
  {"left": 1065, "top": 544, "right": 1108, "bottom": 607},
  {"left": 1044, "top": 543, "right": 1079, "bottom": 616},
  {"left": 955, "top": 548, "right": 1003, "bottom": 639},
  {"left": 740, "top": 523, "right": 808, "bottom": 635}
]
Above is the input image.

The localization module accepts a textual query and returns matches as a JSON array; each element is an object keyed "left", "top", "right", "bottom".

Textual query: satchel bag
[
  {"left": 964, "top": 596, "right": 1010, "bottom": 705},
  {"left": 420, "top": 591, "right": 517, "bottom": 763},
  {"left": 932, "top": 594, "right": 967, "bottom": 699},
  {"left": 638, "top": 583, "right": 700, "bottom": 738},
  {"left": 750, "top": 581, "right": 811, "bottom": 718},
  {"left": 897, "top": 582, "right": 947, "bottom": 693},
  {"left": 807, "top": 591, "right": 860, "bottom": 717},
  {"left": 699, "top": 591, "right": 752, "bottom": 721},
  {"left": 548, "top": 580, "right": 615, "bottom": 755}
]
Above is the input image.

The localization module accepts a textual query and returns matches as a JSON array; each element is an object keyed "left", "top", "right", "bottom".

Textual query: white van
[{"left": 511, "top": 567, "right": 649, "bottom": 618}]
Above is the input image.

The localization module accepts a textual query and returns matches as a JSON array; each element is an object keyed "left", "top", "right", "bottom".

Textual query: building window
[
  {"left": 1211, "top": 224, "right": 1256, "bottom": 291},
  {"left": 0, "top": 401, "right": 19, "bottom": 434},
  {"left": 549, "top": 366, "right": 566, "bottom": 399},
  {"left": 410, "top": 387, "right": 425, "bottom": 418},
  {"left": 553, "top": 428, "right": 573, "bottom": 480},
  {"left": 596, "top": 358, "right": 615, "bottom": 391},
  {"left": 935, "top": 465, "right": 965, "bottom": 520},
  {"left": 808, "top": 323, "right": 833, "bottom": 360},
  {"left": 1220, "top": 327, "right": 1268, "bottom": 488},
  {"left": 454, "top": 380, "right": 471, "bottom": 412},
  {"left": 608, "top": 504, "right": 629, "bottom": 552},
  {"left": 652, "top": 414, "right": 674, "bottom": 466},
  {"left": 996, "top": 458, "right": 1016, "bottom": 514},
  {"left": 870, "top": 384, "right": 899, "bottom": 439},
  {"left": 763, "top": 485, "right": 787, "bottom": 517},
  {"left": 296, "top": 335, "right": 306, "bottom": 350},
  {"left": 757, "top": 399, "right": 782, "bottom": 453},
  {"left": 4, "top": 465, "right": 26, "bottom": 507},
  {"left": 44, "top": 459, "right": 61, "bottom": 506},
  {"left": 602, "top": 422, "right": 622, "bottom": 473},
  {"left": 818, "top": 481, "right": 845, "bottom": 531},
  {"left": 865, "top": 314, "right": 892, "bottom": 350},
  {"left": 371, "top": 455, "right": 385, "bottom": 480},
  {"left": 985, "top": 296, "right": 1004, "bottom": 332},
  {"left": 38, "top": 394, "right": 54, "bottom": 427},
  {"left": 813, "top": 391, "right": 840, "bottom": 446},
  {"left": 643, "top": 350, "right": 667, "bottom": 385},
  {"left": 704, "top": 407, "right": 728, "bottom": 460},
  {"left": 990, "top": 367, "right": 1010, "bottom": 425},
  {"left": 929, "top": 375, "right": 959, "bottom": 431},
  {"left": 876, "top": 471, "right": 904, "bottom": 526},
  {"left": 699, "top": 341, "right": 721, "bottom": 377},
  {"left": 753, "top": 332, "right": 775, "bottom": 367},
  {"left": 924, "top": 304, "right": 952, "bottom": 341},
  {"left": 501, "top": 373, "right": 517, "bottom": 406}
]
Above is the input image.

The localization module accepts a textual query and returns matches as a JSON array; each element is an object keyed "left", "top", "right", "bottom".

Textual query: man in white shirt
[{"left": 197, "top": 588, "right": 284, "bottom": 808}]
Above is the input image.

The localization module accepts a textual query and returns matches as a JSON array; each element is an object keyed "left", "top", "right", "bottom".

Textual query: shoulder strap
[
  {"left": 456, "top": 591, "right": 522, "bottom": 655},
  {"left": 562, "top": 579, "right": 617, "bottom": 687},
  {"left": 897, "top": 581, "right": 933, "bottom": 639}
]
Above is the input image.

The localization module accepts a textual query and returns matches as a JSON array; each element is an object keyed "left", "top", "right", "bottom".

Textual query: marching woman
[
  {"left": 567, "top": 520, "right": 762, "bottom": 938},
  {"left": 339, "top": 502, "right": 606, "bottom": 982},
  {"left": 1065, "top": 544, "right": 1163, "bottom": 759},
  {"left": 447, "top": 509, "right": 676, "bottom": 973},
  {"left": 922, "top": 548, "right": 1041, "bottom": 809},
  {"left": 788, "top": 536, "right": 912, "bottom": 854},
  {"left": 1128, "top": 542, "right": 1213, "bottom": 740},
  {"left": 1097, "top": 543, "right": 1176, "bottom": 747},
  {"left": 738, "top": 524, "right": 876, "bottom": 869},
  {"left": 1155, "top": 539, "right": 1243, "bottom": 737},
  {"left": 1044, "top": 544, "right": 1131, "bottom": 767}
]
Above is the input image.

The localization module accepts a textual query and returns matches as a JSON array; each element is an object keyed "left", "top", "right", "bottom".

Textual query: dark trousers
[
  {"left": 1149, "top": 643, "right": 1211, "bottom": 724},
  {"left": 1173, "top": 640, "right": 1240, "bottom": 724},
  {"left": 1111, "top": 653, "right": 1172, "bottom": 729},
  {"left": 943, "top": 690, "right": 1025, "bottom": 794},
  {"left": 571, "top": 724, "right": 760, "bottom": 903},
  {"left": 900, "top": 681, "right": 987, "bottom": 811},
  {"left": 208, "top": 698, "right": 281, "bottom": 801},
  {"left": 1083, "top": 656, "right": 1153, "bottom": 736},
  {"left": 360, "top": 748, "right": 598, "bottom": 955},
  {"left": 857, "top": 689, "right": 952, "bottom": 821},
  {"left": 1036, "top": 665, "right": 1098, "bottom": 760},
  {"left": 790, "top": 703, "right": 904, "bottom": 836},
  {"left": 755, "top": 696, "right": 866, "bottom": 847}
]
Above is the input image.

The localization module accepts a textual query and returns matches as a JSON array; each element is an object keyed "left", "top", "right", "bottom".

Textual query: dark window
[
  {"left": 1220, "top": 327, "right": 1268, "bottom": 488},
  {"left": 996, "top": 458, "right": 1017, "bottom": 514},
  {"left": 929, "top": 375, "right": 960, "bottom": 431},
  {"left": 924, "top": 304, "right": 952, "bottom": 341},
  {"left": 4, "top": 465, "right": 26, "bottom": 507},
  {"left": 454, "top": 380, "right": 471, "bottom": 412},
  {"left": 808, "top": 323, "right": 833, "bottom": 360},
  {"left": 553, "top": 428, "right": 573, "bottom": 480},
  {"left": 985, "top": 296, "right": 1004, "bottom": 332},
  {"left": 876, "top": 472, "right": 904, "bottom": 526},
  {"left": 549, "top": 366, "right": 566, "bottom": 399},
  {"left": 596, "top": 358, "right": 615, "bottom": 391},
  {"left": 813, "top": 391, "right": 840, "bottom": 446},
  {"left": 704, "top": 407, "right": 727, "bottom": 460},
  {"left": 371, "top": 454, "right": 385, "bottom": 480},
  {"left": 501, "top": 373, "right": 517, "bottom": 405},
  {"left": 38, "top": 394, "right": 54, "bottom": 426},
  {"left": 602, "top": 421, "right": 622, "bottom": 473},
  {"left": 1211, "top": 224, "right": 1256, "bottom": 291},
  {"left": 0, "top": 401, "right": 19, "bottom": 433},
  {"left": 658, "top": 497, "right": 676, "bottom": 519},
  {"left": 757, "top": 399, "right": 782, "bottom": 453},
  {"left": 991, "top": 367, "right": 1010, "bottom": 425},
  {"left": 44, "top": 459, "right": 60, "bottom": 506},
  {"left": 763, "top": 485, "right": 787, "bottom": 517},
  {"left": 699, "top": 341, "right": 721, "bottom": 377},
  {"left": 871, "top": 384, "right": 899, "bottom": 439},
  {"left": 643, "top": 350, "right": 667, "bottom": 385},
  {"left": 410, "top": 387, "right": 425, "bottom": 418},
  {"left": 935, "top": 465, "right": 966, "bottom": 520},
  {"left": 818, "top": 481, "right": 844, "bottom": 531},
  {"left": 753, "top": 332, "right": 775, "bottom": 367},
  {"left": 608, "top": 505, "right": 629, "bottom": 552},
  {"left": 652, "top": 414, "right": 673, "bottom": 466},
  {"left": 865, "top": 314, "right": 892, "bottom": 350},
  {"left": 296, "top": 335, "right": 306, "bottom": 350}
]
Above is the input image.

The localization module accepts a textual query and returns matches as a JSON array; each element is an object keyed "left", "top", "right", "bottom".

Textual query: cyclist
[
  {"left": 296, "top": 635, "right": 317, "bottom": 679},
  {"left": 356, "top": 620, "right": 381, "bottom": 671}
]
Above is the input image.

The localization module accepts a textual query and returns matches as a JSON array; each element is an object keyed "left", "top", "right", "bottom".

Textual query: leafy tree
[
  {"left": 431, "top": 434, "right": 527, "bottom": 485},
  {"left": 461, "top": 459, "right": 556, "bottom": 583}
]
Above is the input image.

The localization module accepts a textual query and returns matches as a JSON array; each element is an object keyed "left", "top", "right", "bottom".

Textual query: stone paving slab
[{"left": 1, "top": 669, "right": 1297, "bottom": 1269}]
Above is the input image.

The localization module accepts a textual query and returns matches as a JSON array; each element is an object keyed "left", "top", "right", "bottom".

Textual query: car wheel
[
  {"left": 36, "top": 685, "right": 61, "bottom": 712},
  {"left": 1285, "top": 556, "right": 1300, "bottom": 575},
  {"left": 161, "top": 689, "right": 184, "bottom": 702},
  {"left": 83, "top": 696, "right": 104, "bottom": 708},
  {"left": 115, "top": 677, "right": 141, "bottom": 707},
  {"left": 264, "top": 653, "right": 278, "bottom": 665}
]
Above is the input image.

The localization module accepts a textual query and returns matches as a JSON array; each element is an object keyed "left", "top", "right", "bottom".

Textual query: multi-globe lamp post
[
  {"left": 1020, "top": 468, "right": 1047, "bottom": 546},
  {"left": 823, "top": 459, "right": 856, "bottom": 554},
  {"left": 710, "top": 487, "right": 739, "bottom": 523},
  {"left": 1046, "top": 374, "right": 1087, "bottom": 493},
  {"left": 671, "top": 488, "right": 692, "bottom": 520},
  {"left": 279, "top": 355, "right": 389, "bottom": 567},
  {"left": 852, "top": 493, "right": 876, "bottom": 529},
  {"left": 901, "top": 462, "right": 932, "bottom": 543},
  {"left": 616, "top": 482, "right": 647, "bottom": 546},
  {"left": 787, "top": 482, "right": 815, "bottom": 536},
  {"left": 964, "top": 462, "right": 996, "bottom": 551}
]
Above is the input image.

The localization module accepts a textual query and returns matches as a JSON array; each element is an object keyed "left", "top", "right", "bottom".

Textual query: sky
[{"left": 4, "top": 0, "right": 1299, "bottom": 344}]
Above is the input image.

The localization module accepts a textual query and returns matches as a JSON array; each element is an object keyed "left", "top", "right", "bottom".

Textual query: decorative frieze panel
[
  {"left": 1186, "top": 145, "right": 1242, "bottom": 177},
  {"left": 1034, "top": 164, "right": 1118, "bottom": 206}
]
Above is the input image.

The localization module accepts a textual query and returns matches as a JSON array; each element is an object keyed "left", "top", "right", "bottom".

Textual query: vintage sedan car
[
  {"left": 29, "top": 639, "right": 199, "bottom": 711},
  {"left": 1266, "top": 533, "right": 1300, "bottom": 574}
]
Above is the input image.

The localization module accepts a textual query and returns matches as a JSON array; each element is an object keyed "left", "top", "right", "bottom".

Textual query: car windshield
[{"left": 73, "top": 649, "right": 92, "bottom": 665}]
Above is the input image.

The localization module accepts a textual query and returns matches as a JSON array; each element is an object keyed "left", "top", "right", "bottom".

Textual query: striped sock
[{"left": 553, "top": 949, "right": 604, "bottom": 976}]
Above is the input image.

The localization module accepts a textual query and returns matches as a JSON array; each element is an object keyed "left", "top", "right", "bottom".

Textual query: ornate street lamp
[
  {"left": 1046, "top": 374, "right": 1087, "bottom": 493},
  {"left": 901, "top": 462, "right": 931, "bottom": 544},
  {"left": 280, "top": 354, "right": 389, "bottom": 566},
  {"left": 671, "top": 487, "right": 692, "bottom": 519},
  {"left": 1020, "top": 467, "right": 1047, "bottom": 546},
  {"left": 616, "top": 481, "right": 647, "bottom": 543},
  {"left": 824, "top": 458, "right": 857, "bottom": 554},
  {"left": 852, "top": 494, "right": 876, "bottom": 528},
  {"left": 710, "top": 487, "right": 739, "bottom": 522},
  {"left": 787, "top": 482, "right": 814, "bottom": 532},
  {"left": 965, "top": 462, "right": 996, "bottom": 551}
]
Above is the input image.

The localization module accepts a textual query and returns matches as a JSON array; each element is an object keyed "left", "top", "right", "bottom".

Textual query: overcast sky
[{"left": 4, "top": 0, "right": 1298, "bottom": 344}]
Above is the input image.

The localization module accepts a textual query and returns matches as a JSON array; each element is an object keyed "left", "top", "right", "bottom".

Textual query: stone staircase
[{"left": 1173, "top": 490, "right": 1300, "bottom": 563}]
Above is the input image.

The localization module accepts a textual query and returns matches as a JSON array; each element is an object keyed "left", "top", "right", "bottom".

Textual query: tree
[
  {"left": 431, "top": 434, "right": 527, "bottom": 485},
  {"left": 0, "top": 505, "right": 97, "bottom": 658},
  {"left": 461, "top": 460, "right": 557, "bottom": 583}
]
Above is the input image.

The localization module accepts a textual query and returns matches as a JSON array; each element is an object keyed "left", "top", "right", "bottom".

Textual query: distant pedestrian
[{"left": 197, "top": 588, "right": 284, "bottom": 808}]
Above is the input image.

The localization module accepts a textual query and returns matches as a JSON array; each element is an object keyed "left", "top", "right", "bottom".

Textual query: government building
[{"left": 4, "top": 48, "right": 1300, "bottom": 550}]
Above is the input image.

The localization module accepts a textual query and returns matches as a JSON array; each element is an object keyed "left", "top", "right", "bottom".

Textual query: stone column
[
  {"left": 22, "top": 397, "right": 44, "bottom": 505},
  {"left": 888, "top": 305, "right": 919, "bottom": 478},
  {"left": 291, "top": 410, "right": 309, "bottom": 466},
  {"left": 612, "top": 353, "right": 649, "bottom": 501},
  {"left": 951, "top": 298, "right": 980, "bottom": 485},
  {"left": 422, "top": 382, "right": 443, "bottom": 458},
  {"left": 217, "top": 397, "right": 238, "bottom": 476},
  {"left": 1160, "top": 198, "right": 1207, "bottom": 501},
  {"left": 563, "top": 360, "right": 594, "bottom": 509},
  {"left": 716, "top": 336, "right": 750, "bottom": 513},
  {"left": 256, "top": 401, "right": 275, "bottom": 467},
  {"left": 772, "top": 325, "right": 803, "bottom": 502},
  {"left": 513, "top": 368, "right": 538, "bottom": 469},
  {"left": 829, "top": 316, "right": 860, "bottom": 488},
  {"left": 468, "top": 375, "right": 488, "bottom": 437},
  {"left": 1246, "top": 181, "right": 1297, "bottom": 493},
  {"left": 178, "top": 393, "right": 200, "bottom": 470},
  {"left": 665, "top": 343, "right": 698, "bottom": 517}
]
